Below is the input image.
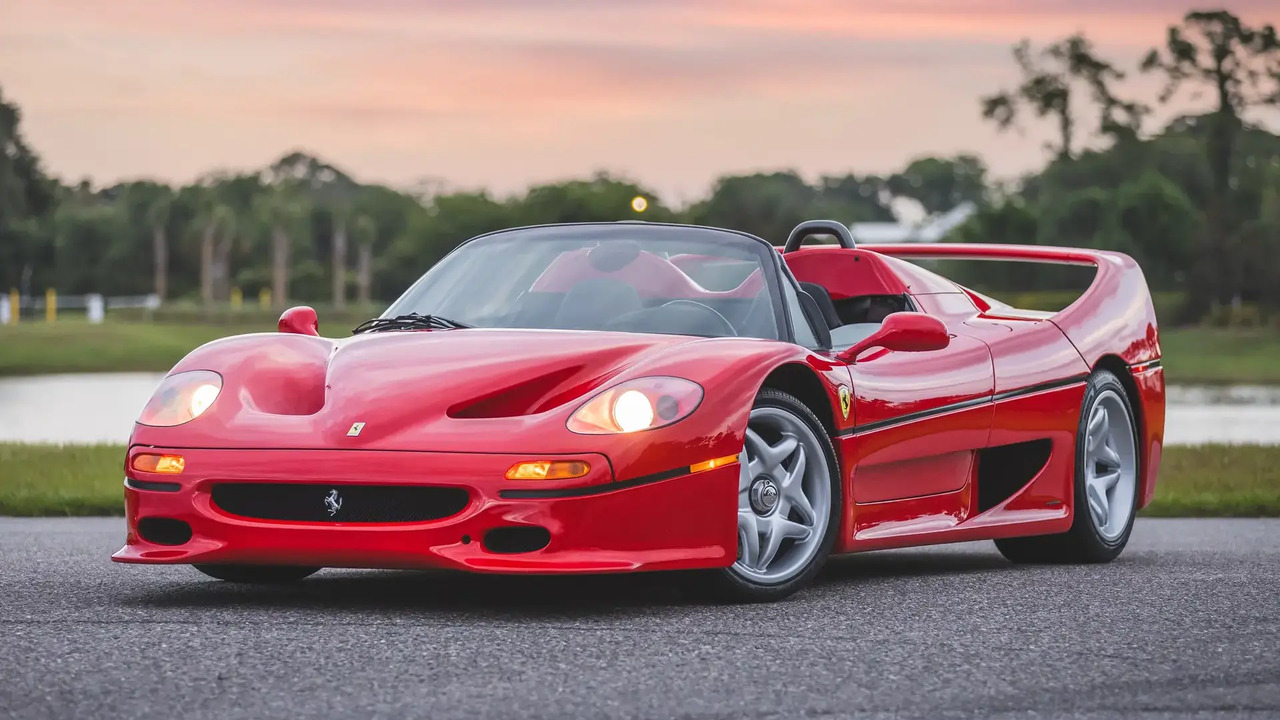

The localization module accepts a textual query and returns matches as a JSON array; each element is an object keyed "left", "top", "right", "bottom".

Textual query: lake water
[{"left": 1, "top": 373, "right": 1278, "bottom": 446}]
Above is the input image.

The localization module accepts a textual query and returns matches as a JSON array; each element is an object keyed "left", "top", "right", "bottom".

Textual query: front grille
[{"left": 211, "top": 483, "right": 469, "bottom": 523}]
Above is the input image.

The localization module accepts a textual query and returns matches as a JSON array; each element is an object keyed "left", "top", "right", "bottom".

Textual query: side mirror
[
  {"left": 278, "top": 306, "right": 319, "bottom": 336},
  {"left": 836, "top": 312, "right": 949, "bottom": 363}
]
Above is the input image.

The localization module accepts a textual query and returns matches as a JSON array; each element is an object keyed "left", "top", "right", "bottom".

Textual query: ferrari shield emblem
[
  {"left": 346, "top": 422, "right": 366, "bottom": 437},
  {"left": 838, "top": 385, "right": 851, "bottom": 420}
]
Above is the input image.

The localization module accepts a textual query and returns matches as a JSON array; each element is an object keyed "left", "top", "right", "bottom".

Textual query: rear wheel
[
  {"left": 698, "top": 388, "right": 841, "bottom": 602},
  {"left": 194, "top": 564, "right": 320, "bottom": 584},
  {"left": 996, "top": 369, "right": 1139, "bottom": 564}
]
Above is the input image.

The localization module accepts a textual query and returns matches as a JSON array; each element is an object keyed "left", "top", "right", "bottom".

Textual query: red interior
[{"left": 781, "top": 247, "right": 910, "bottom": 300}]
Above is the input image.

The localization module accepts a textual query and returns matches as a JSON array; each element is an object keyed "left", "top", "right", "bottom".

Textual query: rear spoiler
[{"left": 861, "top": 243, "right": 1160, "bottom": 368}]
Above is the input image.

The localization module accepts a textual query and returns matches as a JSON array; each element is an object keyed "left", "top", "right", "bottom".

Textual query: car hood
[{"left": 132, "top": 328, "right": 696, "bottom": 452}]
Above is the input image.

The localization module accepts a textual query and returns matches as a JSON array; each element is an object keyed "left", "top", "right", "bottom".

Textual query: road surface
[{"left": 1, "top": 517, "right": 1277, "bottom": 719}]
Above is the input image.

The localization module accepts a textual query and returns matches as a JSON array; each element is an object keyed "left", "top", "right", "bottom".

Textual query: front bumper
[{"left": 112, "top": 446, "right": 738, "bottom": 574}]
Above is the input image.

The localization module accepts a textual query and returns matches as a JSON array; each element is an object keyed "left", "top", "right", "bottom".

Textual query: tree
[
  {"left": 352, "top": 214, "right": 377, "bottom": 306},
  {"left": 514, "top": 173, "right": 673, "bottom": 225},
  {"left": 688, "top": 172, "right": 816, "bottom": 242},
  {"left": 1112, "top": 171, "right": 1201, "bottom": 289},
  {"left": 147, "top": 190, "right": 173, "bottom": 300},
  {"left": 1142, "top": 11, "right": 1280, "bottom": 309},
  {"left": 252, "top": 183, "right": 309, "bottom": 308},
  {"left": 813, "top": 174, "right": 895, "bottom": 222},
  {"left": 983, "top": 34, "right": 1145, "bottom": 160},
  {"left": 263, "top": 152, "right": 362, "bottom": 311},
  {"left": 195, "top": 198, "right": 236, "bottom": 308},
  {"left": 0, "top": 85, "right": 57, "bottom": 295},
  {"left": 116, "top": 182, "right": 174, "bottom": 300},
  {"left": 887, "top": 156, "right": 988, "bottom": 215},
  {"left": 1143, "top": 11, "right": 1280, "bottom": 196}
]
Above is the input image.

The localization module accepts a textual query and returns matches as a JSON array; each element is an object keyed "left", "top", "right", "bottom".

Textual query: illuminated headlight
[
  {"left": 567, "top": 377, "right": 703, "bottom": 434},
  {"left": 137, "top": 370, "right": 223, "bottom": 427}
]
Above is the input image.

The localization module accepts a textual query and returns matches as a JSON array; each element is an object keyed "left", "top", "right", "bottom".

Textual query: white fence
[{"left": 1, "top": 293, "right": 160, "bottom": 325}]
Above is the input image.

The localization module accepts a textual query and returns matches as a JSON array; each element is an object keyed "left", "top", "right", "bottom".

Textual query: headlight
[
  {"left": 137, "top": 370, "right": 223, "bottom": 427},
  {"left": 567, "top": 376, "right": 703, "bottom": 434}
]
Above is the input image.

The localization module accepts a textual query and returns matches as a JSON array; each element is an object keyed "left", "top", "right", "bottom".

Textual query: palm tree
[
  {"left": 146, "top": 191, "right": 172, "bottom": 301},
  {"left": 352, "top": 214, "right": 377, "bottom": 307},
  {"left": 253, "top": 184, "right": 308, "bottom": 309},
  {"left": 199, "top": 203, "right": 235, "bottom": 308}
]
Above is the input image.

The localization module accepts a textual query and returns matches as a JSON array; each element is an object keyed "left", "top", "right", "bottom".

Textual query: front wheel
[
  {"left": 193, "top": 564, "right": 320, "bottom": 584},
  {"left": 995, "top": 369, "right": 1140, "bottom": 564},
  {"left": 698, "top": 388, "right": 841, "bottom": 602}
]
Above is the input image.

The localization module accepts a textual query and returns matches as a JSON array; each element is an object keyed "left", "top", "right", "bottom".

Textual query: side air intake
[{"left": 976, "top": 440, "right": 1052, "bottom": 514}]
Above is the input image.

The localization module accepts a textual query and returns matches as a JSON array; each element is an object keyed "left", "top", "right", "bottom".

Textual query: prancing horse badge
[
  {"left": 838, "top": 385, "right": 851, "bottom": 421},
  {"left": 347, "top": 422, "right": 366, "bottom": 437}
]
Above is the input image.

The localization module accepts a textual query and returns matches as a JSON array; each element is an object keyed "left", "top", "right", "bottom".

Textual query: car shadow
[{"left": 121, "top": 546, "right": 1013, "bottom": 615}]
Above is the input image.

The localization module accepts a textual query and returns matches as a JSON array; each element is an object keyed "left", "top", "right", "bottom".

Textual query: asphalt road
[{"left": 1, "top": 518, "right": 1277, "bottom": 720}]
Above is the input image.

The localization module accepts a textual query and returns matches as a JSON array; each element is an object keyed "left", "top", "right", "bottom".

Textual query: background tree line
[{"left": 1, "top": 9, "right": 1277, "bottom": 325}]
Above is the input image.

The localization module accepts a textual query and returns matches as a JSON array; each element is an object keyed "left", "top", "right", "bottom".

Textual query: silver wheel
[
  {"left": 731, "top": 405, "right": 832, "bottom": 585},
  {"left": 1083, "top": 389, "right": 1138, "bottom": 542}
]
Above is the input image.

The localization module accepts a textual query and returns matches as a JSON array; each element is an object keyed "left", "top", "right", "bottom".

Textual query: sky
[{"left": 2, "top": 0, "right": 1278, "bottom": 203}]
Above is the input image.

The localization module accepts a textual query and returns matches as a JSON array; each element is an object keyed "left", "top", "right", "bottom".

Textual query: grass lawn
[
  {"left": 0, "top": 313, "right": 369, "bottom": 377},
  {"left": 2, "top": 318, "right": 1280, "bottom": 384},
  {"left": 1157, "top": 327, "right": 1280, "bottom": 386},
  {"left": 1, "top": 442, "right": 1276, "bottom": 517}
]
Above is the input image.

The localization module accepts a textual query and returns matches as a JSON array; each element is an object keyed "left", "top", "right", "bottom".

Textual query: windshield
[{"left": 385, "top": 224, "right": 781, "bottom": 339}]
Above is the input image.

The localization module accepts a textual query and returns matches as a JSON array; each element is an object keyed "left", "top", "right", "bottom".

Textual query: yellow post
[
  {"left": 8, "top": 289, "right": 17, "bottom": 325},
  {"left": 259, "top": 288, "right": 272, "bottom": 310},
  {"left": 230, "top": 287, "right": 243, "bottom": 310},
  {"left": 45, "top": 288, "right": 56, "bottom": 323}
]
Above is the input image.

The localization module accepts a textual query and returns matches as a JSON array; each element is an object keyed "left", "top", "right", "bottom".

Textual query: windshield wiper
[{"left": 352, "top": 313, "right": 472, "bottom": 334}]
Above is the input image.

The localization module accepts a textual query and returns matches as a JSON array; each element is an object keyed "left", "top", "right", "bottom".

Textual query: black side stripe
[
  {"left": 991, "top": 373, "right": 1090, "bottom": 402},
  {"left": 834, "top": 373, "right": 1090, "bottom": 438},
  {"left": 499, "top": 466, "right": 691, "bottom": 500},
  {"left": 124, "top": 477, "right": 182, "bottom": 492}
]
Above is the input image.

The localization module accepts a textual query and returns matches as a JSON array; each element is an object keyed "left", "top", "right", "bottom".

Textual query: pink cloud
[{"left": 2, "top": 0, "right": 1276, "bottom": 198}]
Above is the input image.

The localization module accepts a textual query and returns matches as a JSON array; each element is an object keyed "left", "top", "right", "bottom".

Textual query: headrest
[{"left": 587, "top": 241, "right": 641, "bottom": 272}]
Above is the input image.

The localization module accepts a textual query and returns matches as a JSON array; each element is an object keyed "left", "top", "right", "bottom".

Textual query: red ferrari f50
[{"left": 114, "top": 220, "right": 1164, "bottom": 602}]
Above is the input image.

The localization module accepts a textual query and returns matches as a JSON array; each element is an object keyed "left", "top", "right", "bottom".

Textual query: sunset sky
[{"left": 2, "top": 0, "right": 1278, "bottom": 203}]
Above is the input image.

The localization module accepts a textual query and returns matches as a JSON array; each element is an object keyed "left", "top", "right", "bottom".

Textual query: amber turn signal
[
  {"left": 505, "top": 460, "right": 591, "bottom": 481},
  {"left": 690, "top": 454, "right": 739, "bottom": 474},
  {"left": 131, "top": 454, "right": 185, "bottom": 474}
]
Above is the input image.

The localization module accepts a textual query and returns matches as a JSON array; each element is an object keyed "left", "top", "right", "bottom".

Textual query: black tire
[
  {"left": 193, "top": 564, "right": 320, "bottom": 583},
  {"left": 692, "top": 388, "right": 842, "bottom": 603},
  {"left": 995, "top": 369, "right": 1139, "bottom": 564}
]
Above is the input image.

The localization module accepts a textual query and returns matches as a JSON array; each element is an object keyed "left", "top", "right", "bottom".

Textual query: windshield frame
[{"left": 384, "top": 221, "right": 799, "bottom": 343}]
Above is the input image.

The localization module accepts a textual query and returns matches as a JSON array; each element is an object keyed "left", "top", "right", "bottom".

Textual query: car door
[{"left": 842, "top": 327, "right": 994, "bottom": 504}]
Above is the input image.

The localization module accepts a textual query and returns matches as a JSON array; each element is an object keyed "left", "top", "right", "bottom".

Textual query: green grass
[
  {"left": 2, "top": 443, "right": 1277, "bottom": 517},
  {"left": 1157, "top": 327, "right": 1280, "bottom": 386},
  {"left": 0, "top": 444, "right": 127, "bottom": 516},
  {"left": 0, "top": 312, "right": 371, "bottom": 376},
  {"left": 1140, "top": 444, "right": 1280, "bottom": 517},
  {"left": 2, "top": 314, "right": 1279, "bottom": 384}
]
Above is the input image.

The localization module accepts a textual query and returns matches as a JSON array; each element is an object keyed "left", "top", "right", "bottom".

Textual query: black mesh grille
[{"left": 211, "top": 483, "right": 469, "bottom": 523}]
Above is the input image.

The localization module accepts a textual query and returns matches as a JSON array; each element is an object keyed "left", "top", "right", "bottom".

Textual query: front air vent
[
  {"left": 211, "top": 483, "right": 468, "bottom": 523},
  {"left": 483, "top": 526, "right": 551, "bottom": 554},
  {"left": 137, "top": 517, "right": 193, "bottom": 546}
]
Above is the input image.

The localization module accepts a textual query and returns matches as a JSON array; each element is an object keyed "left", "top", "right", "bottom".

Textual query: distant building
[{"left": 850, "top": 201, "right": 977, "bottom": 244}]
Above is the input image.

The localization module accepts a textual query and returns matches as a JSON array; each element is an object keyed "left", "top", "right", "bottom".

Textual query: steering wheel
[
  {"left": 783, "top": 220, "right": 857, "bottom": 253},
  {"left": 659, "top": 300, "right": 738, "bottom": 337}
]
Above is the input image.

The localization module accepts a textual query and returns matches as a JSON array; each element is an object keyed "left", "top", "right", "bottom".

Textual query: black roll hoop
[{"left": 783, "top": 220, "right": 857, "bottom": 252}]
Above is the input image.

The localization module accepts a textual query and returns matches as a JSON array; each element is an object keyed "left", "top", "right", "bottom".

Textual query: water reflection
[
  {"left": 0, "top": 374, "right": 1277, "bottom": 446},
  {"left": 0, "top": 373, "right": 164, "bottom": 445}
]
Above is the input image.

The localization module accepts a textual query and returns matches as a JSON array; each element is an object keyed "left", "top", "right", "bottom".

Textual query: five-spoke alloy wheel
[{"left": 704, "top": 388, "right": 840, "bottom": 602}]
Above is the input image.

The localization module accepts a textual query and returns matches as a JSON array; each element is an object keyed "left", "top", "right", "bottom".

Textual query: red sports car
[{"left": 114, "top": 220, "right": 1164, "bottom": 602}]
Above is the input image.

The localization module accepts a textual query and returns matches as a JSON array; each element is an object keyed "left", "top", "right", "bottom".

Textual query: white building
[{"left": 850, "top": 201, "right": 977, "bottom": 244}]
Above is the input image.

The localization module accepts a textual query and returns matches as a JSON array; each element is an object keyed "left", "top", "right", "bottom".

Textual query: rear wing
[{"left": 863, "top": 243, "right": 1161, "bottom": 367}]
